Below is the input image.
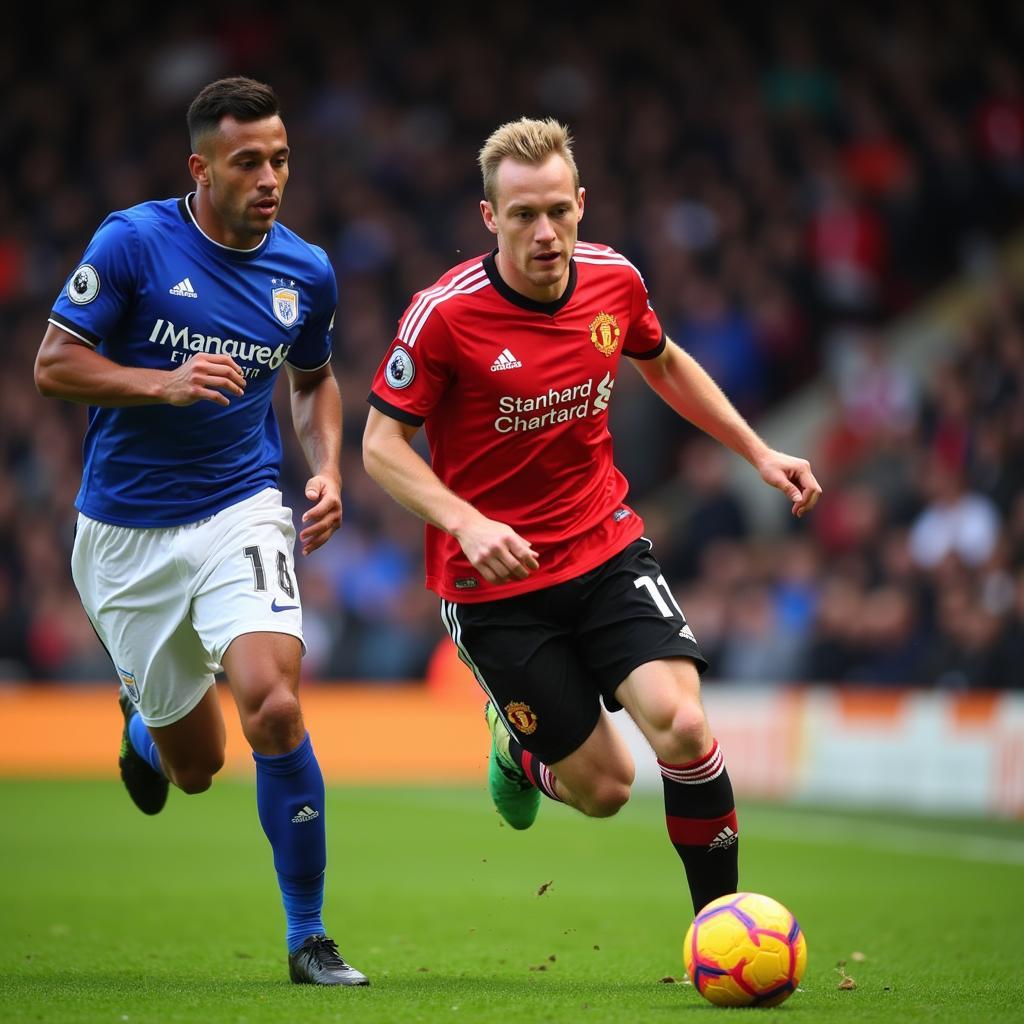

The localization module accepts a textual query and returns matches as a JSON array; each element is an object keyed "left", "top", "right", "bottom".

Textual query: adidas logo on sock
[
  {"left": 169, "top": 277, "right": 198, "bottom": 298},
  {"left": 291, "top": 804, "right": 320, "bottom": 824},
  {"left": 490, "top": 348, "right": 522, "bottom": 372},
  {"left": 708, "top": 825, "right": 738, "bottom": 851}
]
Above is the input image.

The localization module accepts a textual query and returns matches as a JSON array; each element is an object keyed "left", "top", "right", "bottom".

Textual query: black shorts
[{"left": 440, "top": 539, "right": 707, "bottom": 764}]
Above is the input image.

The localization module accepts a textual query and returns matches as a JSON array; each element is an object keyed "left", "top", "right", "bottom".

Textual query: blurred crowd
[{"left": 2, "top": 1, "right": 1024, "bottom": 687}]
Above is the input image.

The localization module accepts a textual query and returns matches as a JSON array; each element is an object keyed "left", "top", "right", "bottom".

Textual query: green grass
[{"left": 1, "top": 780, "right": 1022, "bottom": 1023}]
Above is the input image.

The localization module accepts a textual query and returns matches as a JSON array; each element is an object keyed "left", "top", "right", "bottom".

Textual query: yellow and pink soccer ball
[{"left": 684, "top": 892, "right": 807, "bottom": 1007}]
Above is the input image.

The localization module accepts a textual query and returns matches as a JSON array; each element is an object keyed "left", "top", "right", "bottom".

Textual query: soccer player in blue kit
[{"left": 34, "top": 77, "right": 368, "bottom": 987}]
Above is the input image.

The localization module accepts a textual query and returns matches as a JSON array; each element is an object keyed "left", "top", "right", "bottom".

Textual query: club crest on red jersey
[
  {"left": 588, "top": 312, "right": 620, "bottom": 356},
  {"left": 505, "top": 701, "right": 538, "bottom": 735}
]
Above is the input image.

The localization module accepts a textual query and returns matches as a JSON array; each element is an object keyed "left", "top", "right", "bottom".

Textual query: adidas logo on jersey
[
  {"left": 291, "top": 804, "right": 320, "bottom": 824},
  {"left": 708, "top": 825, "right": 738, "bottom": 851},
  {"left": 490, "top": 348, "right": 522, "bottom": 372},
  {"left": 169, "top": 277, "right": 198, "bottom": 298}
]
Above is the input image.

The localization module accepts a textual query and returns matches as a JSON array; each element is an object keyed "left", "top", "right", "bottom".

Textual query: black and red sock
[
  {"left": 507, "top": 737, "right": 562, "bottom": 802},
  {"left": 659, "top": 738, "right": 738, "bottom": 914}
]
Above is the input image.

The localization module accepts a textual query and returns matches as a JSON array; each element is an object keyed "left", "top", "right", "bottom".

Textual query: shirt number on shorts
[
  {"left": 634, "top": 573, "right": 683, "bottom": 618},
  {"left": 243, "top": 545, "right": 296, "bottom": 598}
]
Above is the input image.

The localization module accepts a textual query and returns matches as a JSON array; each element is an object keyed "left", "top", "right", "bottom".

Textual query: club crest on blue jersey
[{"left": 272, "top": 286, "right": 299, "bottom": 326}]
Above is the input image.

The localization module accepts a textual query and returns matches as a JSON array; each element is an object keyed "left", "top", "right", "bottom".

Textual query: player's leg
[
  {"left": 444, "top": 596, "right": 635, "bottom": 827},
  {"left": 220, "top": 631, "right": 366, "bottom": 986},
  {"left": 194, "top": 489, "right": 367, "bottom": 986},
  {"left": 486, "top": 699, "right": 635, "bottom": 819},
  {"left": 71, "top": 513, "right": 227, "bottom": 813},
  {"left": 615, "top": 658, "right": 738, "bottom": 914},
  {"left": 133, "top": 685, "right": 227, "bottom": 793},
  {"left": 578, "top": 538, "right": 738, "bottom": 913}
]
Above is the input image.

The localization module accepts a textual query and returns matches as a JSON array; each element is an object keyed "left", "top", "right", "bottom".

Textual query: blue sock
[
  {"left": 253, "top": 732, "right": 327, "bottom": 953},
  {"left": 128, "top": 713, "right": 164, "bottom": 776}
]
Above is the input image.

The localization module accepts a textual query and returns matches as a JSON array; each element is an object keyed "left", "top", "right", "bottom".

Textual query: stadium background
[{"left": 2, "top": 0, "right": 1024, "bottom": 817}]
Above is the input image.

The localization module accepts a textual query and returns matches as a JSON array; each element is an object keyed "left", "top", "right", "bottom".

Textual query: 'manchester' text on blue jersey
[{"left": 50, "top": 196, "right": 337, "bottom": 527}]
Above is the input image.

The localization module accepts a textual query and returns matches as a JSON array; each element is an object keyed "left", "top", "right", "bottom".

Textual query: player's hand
[
  {"left": 163, "top": 354, "right": 246, "bottom": 406},
  {"left": 299, "top": 474, "right": 342, "bottom": 555},
  {"left": 454, "top": 514, "right": 540, "bottom": 584},
  {"left": 756, "top": 449, "right": 822, "bottom": 518}
]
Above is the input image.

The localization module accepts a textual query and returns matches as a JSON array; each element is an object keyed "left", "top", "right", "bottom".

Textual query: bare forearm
[
  {"left": 36, "top": 325, "right": 246, "bottom": 408},
  {"left": 640, "top": 341, "right": 770, "bottom": 467},
  {"left": 363, "top": 430, "right": 478, "bottom": 536},
  {"left": 290, "top": 375, "right": 342, "bottom": 481},
  {"left": 362, "top": 408, "right": 539, "bottom": 582},
  {"left": 35, "top": 341, "right": 167, "bottom": 406}
]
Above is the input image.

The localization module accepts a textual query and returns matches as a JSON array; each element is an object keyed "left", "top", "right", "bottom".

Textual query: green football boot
[{"left": 485, "top": 702, "right": 540, "bottom": 830}]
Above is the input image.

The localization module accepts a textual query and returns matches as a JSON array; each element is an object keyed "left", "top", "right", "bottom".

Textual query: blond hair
[{"left": 478, "top": 117, "right": 579, "bottom": 206}]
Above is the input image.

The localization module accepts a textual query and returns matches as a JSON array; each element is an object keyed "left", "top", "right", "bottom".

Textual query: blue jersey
[{"left": 50, "top": 195, "right": 337, "bottom": 527}]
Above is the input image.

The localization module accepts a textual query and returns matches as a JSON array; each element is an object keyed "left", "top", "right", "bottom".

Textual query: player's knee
[
  {"left": 661, "top": 703, "right": 710, "bottom": 764},
  {"left": 578, "top": 779, "right": 631, "bottom": 818},
  {"left": 241, "top": 686, "right": 303, "bottom": 751},
  {"left": 169, "top": 761, "right": 220, "bottom": 795}
]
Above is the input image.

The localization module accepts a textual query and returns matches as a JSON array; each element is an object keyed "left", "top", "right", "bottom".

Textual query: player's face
[
  {"left": 190, "top": 115, "right": 290, "bottom": 248},
  {"left": 481, "top": 153, "right": 584, "bottom": 303}
]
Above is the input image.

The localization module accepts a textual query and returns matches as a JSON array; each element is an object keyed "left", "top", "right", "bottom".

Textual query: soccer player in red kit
[{"left": 363, "top": 118, "right": 821, "bottom": 917}]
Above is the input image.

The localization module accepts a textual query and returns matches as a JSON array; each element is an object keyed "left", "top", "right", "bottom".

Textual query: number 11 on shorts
[{"left": 634, "top": 574, "right": 683, "bottom": 618}]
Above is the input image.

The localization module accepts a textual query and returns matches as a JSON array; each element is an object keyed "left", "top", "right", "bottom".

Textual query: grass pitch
[{"left": 2, "top": 779, "right": 1022, "bottom": 1023}]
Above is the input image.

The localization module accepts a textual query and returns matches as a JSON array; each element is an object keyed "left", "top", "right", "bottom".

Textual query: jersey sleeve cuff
[
  {"left": 367, "top": 391, "right": 425, "bottom": 427},
  {"left": 48, "top": 312, "right": 100, "bottom": 347},
  {"left": 623, "top": 333, "right": 666, "bottom": 360},
  {"left": 285, "top": 353, "right": 332, "bottom": 372}
]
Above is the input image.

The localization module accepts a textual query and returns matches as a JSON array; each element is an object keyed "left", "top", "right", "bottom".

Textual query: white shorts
[{"left": 72, "top": 488, "right": 304, "bottom": 727}]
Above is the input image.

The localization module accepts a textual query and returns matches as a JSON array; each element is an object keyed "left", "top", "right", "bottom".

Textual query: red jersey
[{"left": 368, "top": 242, "right": 666, "bottom": 602}]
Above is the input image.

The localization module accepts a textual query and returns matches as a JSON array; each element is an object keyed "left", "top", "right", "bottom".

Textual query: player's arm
[
  {"left": 632, "top": 337, "right": 821, "bottom": 518},
  {"left": 362, "top": 407, "right": 539, "bottom": 583},
  {"left": 34, "top": 322, "right": 246, "bottom": 408},
  {"left": 287, "top": 362, "right": 343, "bottom": 556}
]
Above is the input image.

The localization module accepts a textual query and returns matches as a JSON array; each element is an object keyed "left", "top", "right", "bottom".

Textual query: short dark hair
[{"left": 187, "top": 77, "right": 280, "bottom": 152}]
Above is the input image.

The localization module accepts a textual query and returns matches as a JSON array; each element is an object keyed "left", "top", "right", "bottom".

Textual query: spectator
[{"left": 4, "top": 1, "right": 1024, "bottom": 687}]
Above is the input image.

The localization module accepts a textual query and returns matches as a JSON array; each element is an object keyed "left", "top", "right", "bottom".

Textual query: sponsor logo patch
[
  {"left": 505, "top": 701, "right": 538, "bottom": 735},
  {"left": 68, "top": 264, "right": 100, "bottom": 304},
  {"left": 454, "top": 577, "right": 478, "bottom": 589}
]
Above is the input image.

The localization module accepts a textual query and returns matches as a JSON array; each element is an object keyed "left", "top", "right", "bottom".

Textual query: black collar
[{"left": 483, "top": 249, "right": 577, "bottom": 316}]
